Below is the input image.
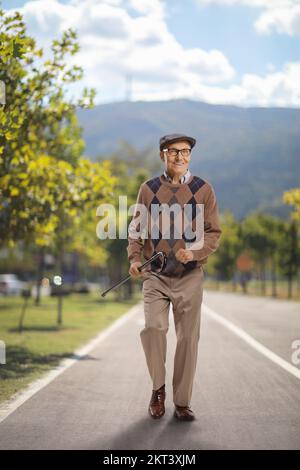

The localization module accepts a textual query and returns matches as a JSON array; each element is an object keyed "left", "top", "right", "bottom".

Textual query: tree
[
  {"left": 240, "top": 213, "right": 276, "bottom": 296},
  {"left": 282, "top": 188, "right": 300, "bottom": 298},
  {"left": 212, "top": 210, "right": 241, "bottom": 288},
  {"left": 96, "top": 146, "right": 152, "bottom": 300},
  {"left": 0, "top": 9, "right": 95, "bottom": 247},
  {"left": 279, "top": 220, "right": 300, "bottom": 299},
  {"left": 0, "top": 8, "right": 117, "bottom": 323},
  {"left": 283, "top": 188, "right": 300, "bottom": 223}
]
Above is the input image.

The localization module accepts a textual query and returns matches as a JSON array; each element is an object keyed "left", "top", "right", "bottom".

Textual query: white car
[{"left": 0, "top": 274, "right": 27, "bottom": 296}]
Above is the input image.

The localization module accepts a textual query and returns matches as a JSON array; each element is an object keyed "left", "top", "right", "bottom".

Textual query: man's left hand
[{"left": 175, "top": 248, "right": 194, "bottom": 264}]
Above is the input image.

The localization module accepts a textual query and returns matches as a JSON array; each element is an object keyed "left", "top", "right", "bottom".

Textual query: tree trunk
[
  {"left": 56, "top": 245, "right": 64, "bottom": 326},
  {"left": 271, "top": 257, "right": 277, "bottom": 298},
  {"left": 57, "top": 294, "right": 63, "bottom": 325},
  {"left": 287, "top": 273, "right": 293, "bottom": 299},
  {"left": 240, "top": 272, "right": 248, "bottom": 294},
  {"left": 19, "top": 296, "right": 29, "bottom": 333},
  {"left": 260, "top": 261, "right": 266, "bottom": 296},
  {"left": 35, "top": 246, "right": 45, "bottom": 306}
]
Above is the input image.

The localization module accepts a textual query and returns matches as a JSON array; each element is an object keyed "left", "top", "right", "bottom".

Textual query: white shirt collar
[{"left": 163, "top": 168, "right": 191, "bottom": 184}]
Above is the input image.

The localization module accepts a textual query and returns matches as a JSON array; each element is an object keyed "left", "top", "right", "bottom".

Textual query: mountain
[{"left": 77, "top": 99, "right": 300, "bottom": 220}]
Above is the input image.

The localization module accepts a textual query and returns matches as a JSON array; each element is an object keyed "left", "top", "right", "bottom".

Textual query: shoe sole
[
  {"left": 148, "top": 408, "right": 165, "bottom": 419},
  {"left": 173, "top": 411, "right": 195, "bottom": 421}
]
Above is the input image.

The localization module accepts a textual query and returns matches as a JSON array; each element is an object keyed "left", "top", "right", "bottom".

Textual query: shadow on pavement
[
  {"left": 87, "top": 415, "right": 219, "bottom": 450},
  {"left": 0, "top": 345, "right": 72, "bottom": 381}
]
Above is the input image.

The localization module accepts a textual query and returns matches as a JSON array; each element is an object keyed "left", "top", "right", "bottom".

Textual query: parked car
[
  {"left": 0, "top": 274, "right": 28, "bottom": 296},
  {"left": 72, "top": 281, "right": 90, "bottom": 294},
  {"left": 50, "top": 281, "right": 72, "bottom": 297},
  {"left": 49, "top": 279, "right": 91, "bottom": 296}
]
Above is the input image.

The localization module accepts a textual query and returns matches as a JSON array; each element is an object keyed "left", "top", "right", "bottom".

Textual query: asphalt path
[{"left": 0, "top": 290, "right": 299, "bottom": 450}]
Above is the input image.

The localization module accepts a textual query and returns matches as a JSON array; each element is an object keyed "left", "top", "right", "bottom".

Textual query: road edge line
[
  {"left": 203, "top": 303, "right": 300, "bottom": 380},
  {"left": 0, "top": 301, "right": 143, "bottom": 424}
]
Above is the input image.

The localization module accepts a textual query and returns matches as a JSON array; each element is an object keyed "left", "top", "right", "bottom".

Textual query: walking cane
[{"left": 100, "top": 251, "right": 167, "bottom": 298}]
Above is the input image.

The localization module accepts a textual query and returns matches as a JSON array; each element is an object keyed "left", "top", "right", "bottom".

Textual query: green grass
[{"left": 0, "top": 291, "right": 142, "bottom": 403}]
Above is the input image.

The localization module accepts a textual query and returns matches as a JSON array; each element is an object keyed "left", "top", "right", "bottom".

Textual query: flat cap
[{"left": 159, "top": 133, "right": 196, "bottom": 151}]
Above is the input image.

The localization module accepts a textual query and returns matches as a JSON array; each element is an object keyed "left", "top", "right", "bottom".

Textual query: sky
[{"left": 2, "top": 0, "right": 300, "bottom": 107}]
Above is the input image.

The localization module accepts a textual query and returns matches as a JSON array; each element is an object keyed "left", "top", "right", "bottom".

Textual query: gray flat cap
[{"left": 159, "top": 133, "right": 196, "bottom": 151}]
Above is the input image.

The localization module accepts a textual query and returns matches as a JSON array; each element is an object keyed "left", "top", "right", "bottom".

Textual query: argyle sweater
[{"left": 127, "top": 173, "right": 222, "bottom": 276}]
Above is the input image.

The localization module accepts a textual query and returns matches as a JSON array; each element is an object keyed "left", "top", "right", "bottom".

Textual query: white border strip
[
  {"left": 203, "top": 303, "right": 300, "bottom": 380},
  {"left": 0, "top": 301, "right": 143, "bottom": 424}
]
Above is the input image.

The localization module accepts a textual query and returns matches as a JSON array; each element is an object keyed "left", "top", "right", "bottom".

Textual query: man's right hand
[{"left": 129, "top": 261, "right": 142, "bottom": 278}]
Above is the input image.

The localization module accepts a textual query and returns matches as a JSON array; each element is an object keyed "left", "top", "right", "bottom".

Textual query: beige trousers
[{"left": 140, "top": 266, "right": 204, "bottom": 407}]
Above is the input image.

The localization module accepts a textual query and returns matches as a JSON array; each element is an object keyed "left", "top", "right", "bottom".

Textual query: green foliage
[
  {"left": 95, "top": 146, "right": 154, "bottom": 298},
  {"left": 211, "top": 207, "right": 300, "bottom": 295},
  {"left": 0, "top": 7, "right": 115, "bottom": 260},
  {"left": 212, "top": 210, "right": 241, "bottom": 280},
  {"left": 240, "top": 213, "right": 281, "bottom": 262},
  {"left": 283, "top": 188, "right": 300, "bottom": 223}
]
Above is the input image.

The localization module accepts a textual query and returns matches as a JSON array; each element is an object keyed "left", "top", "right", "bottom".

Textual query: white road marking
[
  {"left": 0, "top": 302, "right": 143, "bottom": 424},
  {"left": 203, "top": 303, "right": 300, "bottom": 380},
  {"left": 2, "top": 299, "right": 299, "bottom": 426}
]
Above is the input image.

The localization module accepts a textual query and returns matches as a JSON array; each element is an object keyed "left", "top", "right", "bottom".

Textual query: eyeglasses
[{"left": 163, "top": 148, "right": 191, "bottom": 158}]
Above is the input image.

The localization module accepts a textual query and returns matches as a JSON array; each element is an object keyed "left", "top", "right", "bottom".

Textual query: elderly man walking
[{"left": 127, "top": 133, "right": 222, "bottom": 421}]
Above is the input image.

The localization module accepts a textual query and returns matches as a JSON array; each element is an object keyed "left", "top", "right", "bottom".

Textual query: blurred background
[{"left": 0, "top": 0, "right": 299, "bottom": 401}]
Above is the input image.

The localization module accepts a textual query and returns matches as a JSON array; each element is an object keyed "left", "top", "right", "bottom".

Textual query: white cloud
[
  {"left": 132, "top": 61, "right": 300, "bottom": 107},
  {"left": 197, "top": 0, "right": 300, "bottom": 36},
  {"left": 4, "top": 0, "right": 300, "bottom": 107},
  {"left": 5, "top": 0, "right": 235, "bottom": 102},
  {"left": 127, "top": 0, "right": 165, "bottom": 17},
  {"left": 198, "top": 0, "right": 294, "bottom": 5},
  {"left": 233, "top": 62, "right": 300, "bottom": 106},
  {"left": 255, "top": 5, "right": 300, "bottom": 36}
]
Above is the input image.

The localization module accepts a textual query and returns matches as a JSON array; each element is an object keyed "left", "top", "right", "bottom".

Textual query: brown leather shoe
[
  {"left": 174, "top": 405, "right": 195, "bottom": 421},
  {"left": 148, "top": 385, "right": 166, "bottom": 419}
]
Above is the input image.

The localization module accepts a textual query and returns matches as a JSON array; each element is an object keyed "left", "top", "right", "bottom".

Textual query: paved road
[{"left": 0, "top": 290, "right": 299, "bottom": 450}]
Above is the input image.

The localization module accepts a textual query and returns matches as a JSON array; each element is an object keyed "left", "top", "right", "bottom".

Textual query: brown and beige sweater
[{"left": 127, "top": 172, "right": 222, "bottom": 276}]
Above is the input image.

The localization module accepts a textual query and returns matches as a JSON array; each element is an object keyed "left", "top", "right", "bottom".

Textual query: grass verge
[{"left": 0, "top": 291, "right": 142, "bottom": 403}]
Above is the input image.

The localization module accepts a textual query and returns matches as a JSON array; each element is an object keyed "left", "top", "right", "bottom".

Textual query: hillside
[{"left": 77, "top": 99, "right": 300, "bottom": 219}]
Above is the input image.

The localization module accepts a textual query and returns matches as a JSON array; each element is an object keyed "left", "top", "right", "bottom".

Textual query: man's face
[{"left": 160, "top": 140, "right": 191, "bottom": 177}]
